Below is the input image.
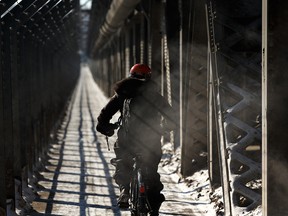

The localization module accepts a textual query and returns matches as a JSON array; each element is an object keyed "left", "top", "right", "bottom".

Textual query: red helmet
[{"left": 129, "top": 63, "right": 151, "bottom": 80}]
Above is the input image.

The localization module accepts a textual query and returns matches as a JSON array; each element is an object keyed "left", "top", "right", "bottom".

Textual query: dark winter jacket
[{"left": 96, "top": 77, "right": 176, "bottom": 146}]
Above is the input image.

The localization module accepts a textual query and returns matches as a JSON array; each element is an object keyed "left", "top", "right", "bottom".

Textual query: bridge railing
[{"left": 0, "top": 0, "right": 80, "bottom": 214}]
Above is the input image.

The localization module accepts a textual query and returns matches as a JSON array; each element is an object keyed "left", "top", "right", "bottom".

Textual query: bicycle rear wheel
[
  {"left": 130, "top": 173, "right": 149, "bottom": 215},
  {"left": 130, "top": 156, "right": 151, "bottom": 216},
  {"left": 130, "top": 174, "right": 138, "bottom": 215}
]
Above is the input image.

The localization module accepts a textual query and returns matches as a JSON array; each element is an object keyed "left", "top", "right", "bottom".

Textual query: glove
[{"left": 96, "top": 123, "right": 118, "bottom": 137}]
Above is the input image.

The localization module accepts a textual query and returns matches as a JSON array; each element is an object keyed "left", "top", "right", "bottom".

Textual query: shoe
[
  {"left": 149, "top": 193, "right": 165, "bottom": 215},
  {"left": 117, "top": 187, "right": 130, "bottom": 209}
]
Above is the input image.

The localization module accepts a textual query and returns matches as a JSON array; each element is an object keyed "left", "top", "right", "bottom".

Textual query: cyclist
[{"left": 96, "top": 63, "right": 176, "bottom": 216}]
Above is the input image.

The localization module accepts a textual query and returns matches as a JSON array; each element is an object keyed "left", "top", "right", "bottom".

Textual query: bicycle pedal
[
  {"left": 118, "top": 202, "right": 129, "bottom": 209},
  {"left": 117, "top": 193, "right": 130, "bottom": 209}
]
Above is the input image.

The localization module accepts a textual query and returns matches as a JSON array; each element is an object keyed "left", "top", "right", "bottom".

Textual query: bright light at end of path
[{"left": 80, "top": 0, "right": 92, "bottom": 10}]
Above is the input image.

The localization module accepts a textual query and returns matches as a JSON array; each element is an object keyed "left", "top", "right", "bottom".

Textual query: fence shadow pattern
[{"left": 30, "top": 70, "right": 127, "bottom": 216}]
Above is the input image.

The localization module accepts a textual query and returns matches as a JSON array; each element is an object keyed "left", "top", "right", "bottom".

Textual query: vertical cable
[
  {"left": 179, "top": 0, "right": 183, "bottom": 150},
  {"left": 162, "top": 0, "right": 174, "bottom": 144},
  {"left": 262, "top": 0, "right": 268, "bottom": 215}
]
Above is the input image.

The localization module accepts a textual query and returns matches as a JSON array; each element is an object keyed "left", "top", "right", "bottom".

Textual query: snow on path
[{"left": 30, "top": 66, "right": 215, "bottom": 216}]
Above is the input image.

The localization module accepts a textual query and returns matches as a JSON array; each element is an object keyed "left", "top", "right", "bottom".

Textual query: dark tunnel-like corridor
[{"left": 1, "top": 0, "right": 288, "bottom": 215}]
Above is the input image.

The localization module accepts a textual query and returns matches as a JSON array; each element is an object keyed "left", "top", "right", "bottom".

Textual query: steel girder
[
  {"left": 91, "top": 0, "right": 141, "bottom": 56},
  {"left": 179, "top": 0, "right": 209, "bottom": 176},
  {"left": 0, "top": 0, "right": 80, "bottom": 212},
  {"left": 262, "top": 0, "right": 288, "bottom": 215},
  {"left": 206, "top": 0, "right": 262, "bottom": 214}
]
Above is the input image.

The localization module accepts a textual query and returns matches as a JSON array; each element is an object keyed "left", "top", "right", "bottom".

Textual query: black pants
[{"left": 112, "top": 137, "right": 164, "bottom": 210}]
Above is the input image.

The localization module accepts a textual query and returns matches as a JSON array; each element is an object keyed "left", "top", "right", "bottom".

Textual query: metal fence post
[
  {"left": 2, "top": 22, "right": 16, "bottom": 212},
  {"left": 0, "top": 17, "right": 6, "bottom": 214}
]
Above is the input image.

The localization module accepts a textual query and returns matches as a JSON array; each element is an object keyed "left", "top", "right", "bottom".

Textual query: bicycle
[
  {"left": 105, "top": 123, "right": 152, "bottom": 215},
  {"left": 130, "top": 154, "right": 151, "bottom": 216}
]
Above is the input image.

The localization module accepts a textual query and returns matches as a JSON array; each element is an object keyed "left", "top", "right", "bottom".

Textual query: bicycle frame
[{"left": 130, "top": 155, "right": 151, "bottom": 216}]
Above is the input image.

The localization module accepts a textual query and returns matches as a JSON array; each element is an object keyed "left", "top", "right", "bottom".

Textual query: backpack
[
  {"left": 121, "top": 97, "right": 132, "bottom": 133},
  {"left": 120, "top": 92, "right": 162, "bottom": 139}
]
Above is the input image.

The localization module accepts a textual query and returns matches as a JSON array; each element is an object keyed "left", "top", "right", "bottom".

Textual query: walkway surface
[{"left": 30, "top": 66, "right": 214, "bottom": 216}]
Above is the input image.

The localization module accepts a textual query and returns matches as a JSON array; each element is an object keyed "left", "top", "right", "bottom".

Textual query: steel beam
[
  {"left": 150, "top": 0, "right": 162, "bottom": 82},
  {"left": 2, "top": 0, "right": 54, "bottom": 30},
  {"left": 0, "top": 18, "right": 6, "bottom": 213},
  {"left": 179, "top": 0, "right": 209, "bottom": 177},
  {"left": 2, "top": 23, "right": 15, "bottom": 208},
  {"left": 92, "top": 0, "right": 141, "bottom": 54},
  {"left": 23, "top": 0, "right": 62, "bottom": 33},
  {"left": 262, "top": 0, "right": 288, "bottom": 215},
  {"left": 0, "top": 0, "right": 17, "bottom": 16}
]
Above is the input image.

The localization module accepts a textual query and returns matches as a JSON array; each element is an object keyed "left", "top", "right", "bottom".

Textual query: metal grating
[{"left": 207, "top": 0, "right": 262, "bottom": 214}]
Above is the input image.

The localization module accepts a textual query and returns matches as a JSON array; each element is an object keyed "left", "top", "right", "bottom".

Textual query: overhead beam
[
  {"left": 91, "top": 0, "right": 141, "bottom": 54},
  {"left": 0, "top": 0, "right": 17, "bottom": 17},
  {"left": 29, "top": 2, "right": 75, "bottom": 41}
]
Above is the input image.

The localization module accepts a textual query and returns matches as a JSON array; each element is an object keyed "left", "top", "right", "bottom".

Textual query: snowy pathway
[{"left": 30, "top": 66, "right": 215, "bottom": 216}]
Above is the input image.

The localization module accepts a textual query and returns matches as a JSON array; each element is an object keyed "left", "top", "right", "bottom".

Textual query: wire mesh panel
[
  {"left": 0, "top": 0, "right": 17, "bottom": 17},
  {"left": 0, "top": 0, "right": 80, "bottom": 213},
  {"left": 206, "top": 0, "right": 262, "bottom": 214}
]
